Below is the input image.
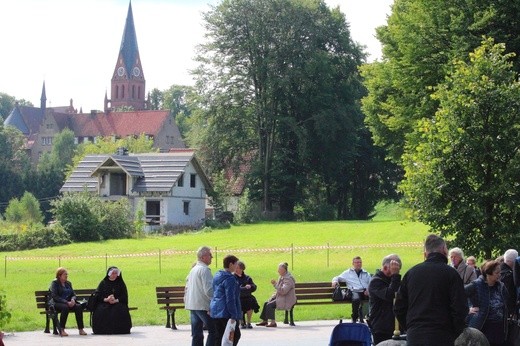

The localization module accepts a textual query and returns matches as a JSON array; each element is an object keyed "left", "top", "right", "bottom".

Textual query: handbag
[{"left": 332, "top": 285, "right": 353, "bottom": 301}]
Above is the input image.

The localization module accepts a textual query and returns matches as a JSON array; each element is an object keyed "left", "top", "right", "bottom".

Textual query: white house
[{"left": 60, "top": 149, "right": 212, "bottom": 229}]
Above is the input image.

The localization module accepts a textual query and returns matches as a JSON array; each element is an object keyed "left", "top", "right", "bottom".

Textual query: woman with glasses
[{"left": 465, "top": 259, "right": 509, "bottom": 346}]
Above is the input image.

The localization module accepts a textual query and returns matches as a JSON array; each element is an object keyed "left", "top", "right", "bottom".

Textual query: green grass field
[{"left": 0, "top": 207, "right": 431, "bottom": 332}]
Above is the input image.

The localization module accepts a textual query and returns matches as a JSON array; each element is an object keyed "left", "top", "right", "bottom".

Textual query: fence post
[
  {"left": 327, "top": 242, "right": 330, "bottom": 267},
  {"left": 159, "top": 249, "right": 162, "bottom": 274},
  {"left": 105, "top": 253, "right": 108, "bottom": 270},
  {"left": 215, "top": 247, "right": 218, "bottom": 269},
  {"left": 291, "top": 243, "right": 294, "bottom": 270},
  {"left": 4, "top": 256, "right": 6, "bottom": 278},
  {"left": 58, "top": 255, "right": 61, "bottom": 267}
]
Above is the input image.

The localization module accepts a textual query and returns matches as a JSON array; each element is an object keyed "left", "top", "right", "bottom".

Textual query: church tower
[{"left": 108, "top": 1, "right": 146, "bottom": 111}]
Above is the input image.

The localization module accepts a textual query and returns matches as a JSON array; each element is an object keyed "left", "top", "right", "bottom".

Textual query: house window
[
  {"left": 42, "top": 137, "right": 53, "bottom": 146},
  {"left": 146, "top": 200, "right": 161, "bottom": 224},
  {"left": 190, "top": 174, "right": 196, "bottom": 188},
  {"left": 183, "top": 201, "right": 190, "bottom": 215},
  {"left": 74, "top": 137, "right": 79, "bottom": 144},
  {"left": 177, "top": 173, "right": 184, "bottom": 187},
  {"left": 109, "top": 173, "right": 127, "bottom": 196},
  {"left": 46, "top": 123, "right": 53, "bottom": 129}
]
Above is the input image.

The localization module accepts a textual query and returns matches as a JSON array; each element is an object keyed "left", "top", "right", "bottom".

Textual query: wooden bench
[
  {"left": 35, "top": 289, "right": 138, "bottom": 334},
  {"left": 284, "top": 282, "right": 366, "bottom": 325},
  {"left": 155, "top": 286, "right": 185, "bottom": 329}
]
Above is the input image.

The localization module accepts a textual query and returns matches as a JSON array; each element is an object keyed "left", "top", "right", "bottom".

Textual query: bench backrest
[
  {"left": 35, "top": 289, "right": 95, "bottom": 310},
  {"left": 294, "top": 282, "right": 347, "bottom": 302},
  {"left": 155, "top": 286, "right": 185, "bottom": 307}
]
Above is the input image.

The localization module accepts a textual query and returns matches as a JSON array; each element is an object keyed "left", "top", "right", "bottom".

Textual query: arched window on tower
[
  {"left": 122, "top": 85, "right": 125, "bottom": 98},
  {"left": 138, "top": 86, "right": 141, "bottom": 100},
  {"left": 132, "top": 85, "right": 135, "bottom": 99}
]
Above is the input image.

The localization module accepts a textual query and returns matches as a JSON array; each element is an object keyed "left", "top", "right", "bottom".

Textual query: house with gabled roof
[{"left": 61, "top": 149, "right": 212, "bottom": 228}]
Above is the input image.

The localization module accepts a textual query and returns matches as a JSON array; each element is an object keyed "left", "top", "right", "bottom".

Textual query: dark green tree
[
  {"left": 193, "top": 0, "right": 380, "bottom": 218},
  {"left": 401, "top": 39, "right": 520, "bottom": 259}
]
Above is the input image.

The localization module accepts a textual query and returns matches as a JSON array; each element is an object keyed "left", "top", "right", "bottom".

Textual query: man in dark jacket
[
  {"left": 500, "top": 248, "right": 518, "bottom": 317},
  {"left": 394, "top": 234, "right": 468, "bottom": 346},
  {"left": 368, "top": 254, "right": 402, "bottom": 345}
]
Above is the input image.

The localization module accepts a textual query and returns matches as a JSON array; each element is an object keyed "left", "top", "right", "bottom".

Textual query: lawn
[{"left": 0, "top": 210, "right": 431, "bottom": 332}]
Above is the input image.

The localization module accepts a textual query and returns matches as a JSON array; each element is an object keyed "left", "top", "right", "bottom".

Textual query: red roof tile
[{"left": 70, "top": 110, "right": 170, "bottom": 137}]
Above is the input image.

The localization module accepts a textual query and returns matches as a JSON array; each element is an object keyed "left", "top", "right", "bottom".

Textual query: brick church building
[{"left": 3, "top": 2, "right": 185, "bottom": 165}]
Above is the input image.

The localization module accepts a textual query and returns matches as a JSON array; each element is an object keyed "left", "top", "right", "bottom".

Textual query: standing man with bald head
[
  {"left": 368, "top": 254, "right": 402, "bottom": 345},
  {"left": 394, "top": 234, "right": 467, "bottom": 346}
]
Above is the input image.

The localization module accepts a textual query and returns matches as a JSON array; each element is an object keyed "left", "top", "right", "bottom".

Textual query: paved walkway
[{"left": 2, "top": 320, "right": 340, "bottom": 345}]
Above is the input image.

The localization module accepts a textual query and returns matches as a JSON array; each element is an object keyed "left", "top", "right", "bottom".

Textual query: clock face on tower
[
  {"left": 117, "top": 66, "right": 125, "bottom": 77},
  {"left": 132, "top": 67, "right": 141, "bottom": 77}
]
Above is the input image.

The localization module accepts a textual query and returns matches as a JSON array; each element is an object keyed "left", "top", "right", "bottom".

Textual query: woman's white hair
[{"left": 448, "top": 247, "right": 464, "bottom": 260}]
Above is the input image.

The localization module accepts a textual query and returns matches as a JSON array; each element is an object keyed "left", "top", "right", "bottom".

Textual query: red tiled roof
[{"left": 70, "top": 110, "right": 170, "bottom": 137}]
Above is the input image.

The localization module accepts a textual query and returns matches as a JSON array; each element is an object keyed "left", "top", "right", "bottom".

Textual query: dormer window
[{"left": 190, "top": 174, "right": 196, "bottom": 188}]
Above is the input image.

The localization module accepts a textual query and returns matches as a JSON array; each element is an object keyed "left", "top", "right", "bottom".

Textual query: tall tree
[
  {"left": 193, "top": 0, "right": 376, "bottom": 217},
  {"left": 401, "top": 39, "right": 520, "bottom": 258},
  {"left": 362, "top": 0, "right": 520, "bottom": 164}
]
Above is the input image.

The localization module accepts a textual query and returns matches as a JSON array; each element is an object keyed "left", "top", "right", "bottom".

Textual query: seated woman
[
  {"left": 91, "top": 266, "right": 132, "bottom": 334},
  {"left": 256, "top": 262, "right": 296, "bottom": 328},
  {"left": 49, "top": 267, "right": 87, "bottom": 336},
  {"left": 234, "top": 260, "right": 260, "bottom": 328}
]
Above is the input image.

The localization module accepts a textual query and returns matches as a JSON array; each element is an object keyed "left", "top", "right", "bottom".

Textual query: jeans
[{"left": 190, "top": 310, "right": 215, "bottom": 346}]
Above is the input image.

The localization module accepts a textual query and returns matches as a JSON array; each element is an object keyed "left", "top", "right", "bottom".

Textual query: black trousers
[
  {"left": 213, "top": 318, "right": 241, "bottom": 346},
  {"left": 351, "top": 291, "right": 368, "bottom": 321},
  {"left": 259, "top": 300, "right": 277, "bottom": 321},
  {"left": 54, "top": 302, "right": 84, "bottom": 329}
]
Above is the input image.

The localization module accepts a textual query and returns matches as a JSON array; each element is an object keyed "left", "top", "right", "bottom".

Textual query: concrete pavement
[{"left": 2, "top": 319, "right": 341, "bottom": 345}]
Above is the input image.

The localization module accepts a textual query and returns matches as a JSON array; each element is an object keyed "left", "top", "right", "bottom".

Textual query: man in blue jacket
[
  {"left": 394, "top": 234, "right": 468, "bottom": 346},
  {"left": 210, "top": 255, "right": 242, "bottom": 345}
]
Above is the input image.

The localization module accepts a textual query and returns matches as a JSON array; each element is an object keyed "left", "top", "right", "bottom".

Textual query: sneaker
[{"left": 247, "top": 323, "right": 253, "bottom": 329}]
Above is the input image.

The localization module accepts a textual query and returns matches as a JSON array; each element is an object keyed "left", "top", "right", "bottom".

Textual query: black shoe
[
  {"left": 241, "top": 323, "right": 246, "bottom": 328},
  {"left": 351, "top": 315, "right": 358, "bottom": 323},
  {"left": 247, "top": 323, "right": 253, "bottom": 329}
]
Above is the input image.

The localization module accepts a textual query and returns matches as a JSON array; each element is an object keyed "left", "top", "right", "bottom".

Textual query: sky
[{"left": 0, "top": 0, "right": 393, "bottom": 113}]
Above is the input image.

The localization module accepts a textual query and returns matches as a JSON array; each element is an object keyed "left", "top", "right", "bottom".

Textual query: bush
[
  {"left": 216, "top": 211, "right": 234, "bottom": 223},
  {"left": 0, "top": 291, "right": 12, "bottom": 330},
  {"left": 51, "top": 192, "right": 134, "bottom": 242},
  {"left": 235, "top": 188, "right": 258, "bottom": 224},
  {"left": 204, "top": 219, "right": 231, "bottom": 229},
  {"left": 0, "top": 226, "right": 71, "bottom": 251}
]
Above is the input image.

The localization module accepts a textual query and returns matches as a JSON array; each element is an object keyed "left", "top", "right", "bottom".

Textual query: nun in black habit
[{"left": 91, "top": 266, "right": 132, "bottom": 334}]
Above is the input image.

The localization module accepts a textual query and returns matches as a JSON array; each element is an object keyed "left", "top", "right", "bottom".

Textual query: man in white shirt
[
  {"left": 185, "top": 246, "right": 215, "bottom": 346},
  {"left": 332, "top": 256, "right": 371, "bottom": 323}
]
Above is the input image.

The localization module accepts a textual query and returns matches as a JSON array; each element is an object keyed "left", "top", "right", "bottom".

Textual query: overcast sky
[{"left": 0, "top": 0, "right": 392, "bottom": 113}]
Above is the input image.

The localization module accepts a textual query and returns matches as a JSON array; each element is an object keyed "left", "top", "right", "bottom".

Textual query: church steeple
[
  {"left": 40, "top": 81, "right": 47, "bottom": 112},
  {"left": 109, "top": 1, "right": 146, "bottom": 111}
]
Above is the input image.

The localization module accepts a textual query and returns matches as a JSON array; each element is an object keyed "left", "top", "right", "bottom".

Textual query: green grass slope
[{"left": 0, "top": 218, "right": 430, "bottom": 332}]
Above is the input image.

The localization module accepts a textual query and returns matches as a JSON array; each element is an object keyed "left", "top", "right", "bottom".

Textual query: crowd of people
[{"left": 49, "top": 239, "right": 520, "bottom": 345}]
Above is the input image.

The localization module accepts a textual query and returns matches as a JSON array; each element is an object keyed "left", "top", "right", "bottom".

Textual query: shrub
[
  {"left": 0, "top": 226, "right": 71, "bottom": 251},
  {"left": 235, "top": 188, "right": 258, "bottom": 224},
  {"left": 0, "top": 291, "right": 11, "bottom": 330}
]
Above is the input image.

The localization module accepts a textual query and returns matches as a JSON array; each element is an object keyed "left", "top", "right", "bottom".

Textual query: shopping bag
[{"left": 222, "top": 319, "right": 236, "bottom": 346}]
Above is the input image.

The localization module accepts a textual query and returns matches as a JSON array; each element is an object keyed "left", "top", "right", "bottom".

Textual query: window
[
  {"left": 116, "top": 85, "right": 119, "bottom": 99},
  {"left": 177, "top": 173, "right": 184, "bottom": 187},
  {"left": 42, "top": 137, "right": 53, "bottom": 146},
  {"left": 74, "top": 137, "right": 79, "bottom": 145},
  {"left": 183, "top": 201, "right": 190, "bottom": 215},
  {"left": 190, "top": 174, "right": 196, "bottom": 188},
  {"left": 46, "top": 123, "right": 53, "bottom": 129}
]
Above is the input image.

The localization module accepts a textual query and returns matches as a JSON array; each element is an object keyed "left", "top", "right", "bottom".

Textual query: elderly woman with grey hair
[
  {"left": 256, "top": 262, "right": 296, "bottom": 328},
  {"left": 449, "top": 247, "right": 477, "bottom": 284}
]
